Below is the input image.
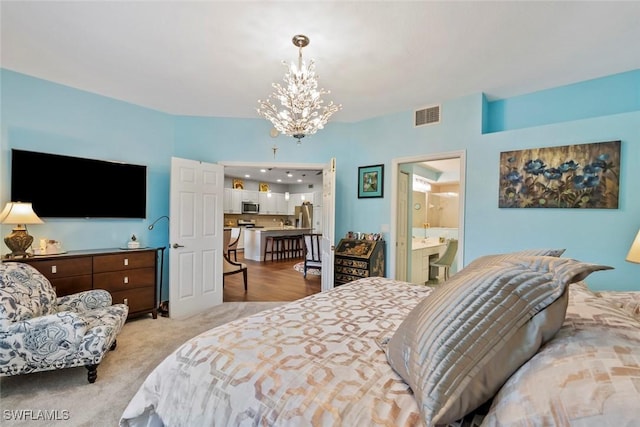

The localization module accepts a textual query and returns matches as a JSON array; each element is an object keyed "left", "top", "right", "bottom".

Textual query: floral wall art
[{"left": 499, "top": 140, "right": 620, "bottom": 209}]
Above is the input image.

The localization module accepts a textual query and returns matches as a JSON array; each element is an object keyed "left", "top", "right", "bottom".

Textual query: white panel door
[
  {"left": 396, "top": 171, "right": 409, "bottom": 281},
  {"left": 169, "top": 157, "right": 224, "bottom": 319},
  {"left": 321, "top": 158, "right": 336, "bottom": 292}
]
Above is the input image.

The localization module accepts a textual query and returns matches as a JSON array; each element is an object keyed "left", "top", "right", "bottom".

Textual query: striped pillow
[{"left": 386, "top": 256, "right": 611, "bottom": 427}]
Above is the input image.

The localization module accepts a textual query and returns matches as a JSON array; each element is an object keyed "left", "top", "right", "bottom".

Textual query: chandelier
[{"left": 257, "top": 35, "right": 342, "bottom": 144}]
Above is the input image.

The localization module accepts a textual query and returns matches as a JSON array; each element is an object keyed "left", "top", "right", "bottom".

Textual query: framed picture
[
  {"left": 259, "top": 182, "right": 270, "bottom": 192},
  {"left": 232, "top": 178, "right": 244, "bottom": 190},
  {"left": 358, "top": 164, "right": 384, "bottom": 198},
  {"left": 499, "top": 140, "right": 620, "bottom": 209}
]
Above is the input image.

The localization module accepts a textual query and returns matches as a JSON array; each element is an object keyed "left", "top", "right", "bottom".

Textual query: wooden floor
[{"left": 223, "top": 251, "right": 321, "bottom": 302}]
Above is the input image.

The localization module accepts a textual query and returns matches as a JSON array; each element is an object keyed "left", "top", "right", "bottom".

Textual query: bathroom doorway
[{"left": 390, "top": 151, "right": 465, "bottom": 282}]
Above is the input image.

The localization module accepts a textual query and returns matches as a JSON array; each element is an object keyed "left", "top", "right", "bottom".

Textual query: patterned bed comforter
[
  {"left": 120, "top": 278, "right": 431, "bottom": 427},
  {"left": 119, "top": 278, "right": 640, "bottom": 427}
]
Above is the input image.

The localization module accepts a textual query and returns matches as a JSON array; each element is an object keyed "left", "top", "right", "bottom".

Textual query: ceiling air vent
[{"left": 414, "top": 105, "right": 441, "bottom": 127}]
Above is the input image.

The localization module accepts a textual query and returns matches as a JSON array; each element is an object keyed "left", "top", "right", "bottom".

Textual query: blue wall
[{"left": 2, "top": 68, "right": 639, "bottom": 293}]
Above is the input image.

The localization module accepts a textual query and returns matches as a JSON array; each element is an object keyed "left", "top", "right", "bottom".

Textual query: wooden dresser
[
  {"left": 334, "top": 239, "right": 385, "bottom": 286},
  {"left": 10, "top": 248, "right": 160, "bottom": 319}
]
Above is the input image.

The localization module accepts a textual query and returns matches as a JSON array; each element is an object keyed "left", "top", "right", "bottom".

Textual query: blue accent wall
[
  {"left": 2, "top": 68, "right": 639, "bottom": 293},
  {"left": 486, "top": 70, "right": 640, "bottom": 132}
]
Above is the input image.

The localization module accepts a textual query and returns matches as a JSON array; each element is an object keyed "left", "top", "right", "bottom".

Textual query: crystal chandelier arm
[{"left": 256, "top": 34, "right": 342, "bottom": 142}]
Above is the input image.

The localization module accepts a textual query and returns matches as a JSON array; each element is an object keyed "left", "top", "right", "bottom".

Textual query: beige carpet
[{"left": 0, "top": 301, "right": 285, "bottom": 427}]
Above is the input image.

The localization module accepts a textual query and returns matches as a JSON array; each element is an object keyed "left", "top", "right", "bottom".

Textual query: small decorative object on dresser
[{"left": 127, "top": 234, "right": 141, "bottom": 249}]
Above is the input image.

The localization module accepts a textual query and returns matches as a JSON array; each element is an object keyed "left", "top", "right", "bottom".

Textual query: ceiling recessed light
[
  {"left": 297, "top": 179, "right": 302, "bottom": 182},
  {"left": 260, "top": 169, "right": 266, "bottom": 173},
  {"left": 277, "top": 179, "right": 282, "bottom": 182},
  {"left": 287, "top": 172, "right": 293, "bottom": 178},
  {"left": 244, "top": 174, "right": 250, "bottom": 178}
]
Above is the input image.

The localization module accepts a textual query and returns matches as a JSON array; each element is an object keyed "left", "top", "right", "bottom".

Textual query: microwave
[{"left": 242, "top": 202, "right": 260, "bottom": 214}]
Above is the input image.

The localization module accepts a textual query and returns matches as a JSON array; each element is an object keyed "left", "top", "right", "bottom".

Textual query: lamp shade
[
  {"left": 0, "top": 202, "right": 44, "bottom": 225},
  {"left": 627, "top": 229, "right": 640, "bottom": 264},
  {"left": 0, "top": 202, "right": 14, "bottom": 222}
]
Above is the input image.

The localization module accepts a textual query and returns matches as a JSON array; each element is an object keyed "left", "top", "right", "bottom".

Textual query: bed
[{"left": 120, "top": 251, "right": 640, "bottom": 427}]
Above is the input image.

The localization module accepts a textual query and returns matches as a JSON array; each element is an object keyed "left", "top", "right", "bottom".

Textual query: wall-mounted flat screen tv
[{"left": 11, "top": 149, "right": 147, "bottom": 219}]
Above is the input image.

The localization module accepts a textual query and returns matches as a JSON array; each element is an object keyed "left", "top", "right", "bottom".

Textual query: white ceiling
[
  {"left": 2, "top": 2, "right": 639, "bottom": 184},
  {"left": 2, "top": 1, "right": 639, "bottom": 124},
  {"left": 224, "top": 165, "right": 325, "bottom": 186}
]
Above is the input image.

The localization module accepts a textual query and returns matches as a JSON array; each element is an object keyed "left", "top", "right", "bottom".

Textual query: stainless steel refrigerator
[{"left": 295, "top": 202, "right": 313, "bottom": 229}]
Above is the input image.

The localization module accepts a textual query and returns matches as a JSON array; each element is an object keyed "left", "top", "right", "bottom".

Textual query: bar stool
[
  {"left": 289, "top": 235, "right": 303, "bottom": 258},
  {"left": 274, "top": 236, "right": 288, "bottom": 260},
  {"left": 263, "top": 236, "right": 276, "bottom": 261}
]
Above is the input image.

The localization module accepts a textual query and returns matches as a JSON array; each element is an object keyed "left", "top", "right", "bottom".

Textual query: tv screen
[{"left": 11, "top": 149, "right": 147, "bottom": 219}]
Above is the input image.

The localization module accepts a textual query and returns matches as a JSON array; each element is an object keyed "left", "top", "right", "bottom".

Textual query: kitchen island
[{"left": 244, "top": 227, "right": 313, "bottom": 262}]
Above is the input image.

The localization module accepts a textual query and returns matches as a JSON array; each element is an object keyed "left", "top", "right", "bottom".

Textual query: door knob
[{"left": 172, "top": 243, "right": 184, "bottom": 249}]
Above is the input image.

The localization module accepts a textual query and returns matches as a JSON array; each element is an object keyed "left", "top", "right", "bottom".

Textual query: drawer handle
[
  {"left": 51, "top": 265, "right": 57, "bottom": 274},
  {"left": 124, "top": 258, "right": 129, "bottom": 266},
  {"left": 124, "top": 276, "right": 129, "bottom": 284},
  {"left": 124, "top": 298, "right": 128, "bottom": 306}
]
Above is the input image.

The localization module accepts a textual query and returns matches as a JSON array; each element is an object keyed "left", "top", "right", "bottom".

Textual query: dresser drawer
[
  {"left": 23, "top": 257, "right": 93, "bottom": 280},
  {"left": 110, "top": 287, "right": 155, "bottom": 316},
  {"left": 50, "top": 276, "right": 93, "bottom": 296},
  {"left": 93, "top": 268, "right": 155, "bottom": 293},
  {"left": 93, "top": 251, "right": 155, "bottom": 273}
]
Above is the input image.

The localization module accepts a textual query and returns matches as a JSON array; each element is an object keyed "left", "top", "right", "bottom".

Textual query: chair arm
[
  {"left": 57, "top": 289, "right": 113, "bottom": 312},
  {"left": 0, "top": 312, "right": 88, "bottom": 365},
  {"left": 223, "top": 254, "right": 245, "bottom": 268}
]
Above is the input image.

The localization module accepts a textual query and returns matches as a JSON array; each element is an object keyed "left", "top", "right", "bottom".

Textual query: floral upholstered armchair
[{"left": 0, "top": 262, "right": 128, "bottom": 383}]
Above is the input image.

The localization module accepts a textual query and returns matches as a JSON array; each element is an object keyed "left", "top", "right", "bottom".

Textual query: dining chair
[
  {"left": 302, "top": 234, "right": 322, "bottom": 278},
  {"left": 223, "top": 229, "right": 248, "bottom": 290},
  {"left": 227, "top": 227, "right": 241, "bottom": 261}
]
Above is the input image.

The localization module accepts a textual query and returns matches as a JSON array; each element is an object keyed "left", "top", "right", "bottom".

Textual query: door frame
[
  {"left": 390, "top": 150, "right": 466, "bottom": 279},
  {"left": 218, "top": 160, "right": 333, "bottom": 291}
]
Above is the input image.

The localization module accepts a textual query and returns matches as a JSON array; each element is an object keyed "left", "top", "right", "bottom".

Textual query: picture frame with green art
[{"left": 358, "top": 164, "right": 384, "bottom": 198}]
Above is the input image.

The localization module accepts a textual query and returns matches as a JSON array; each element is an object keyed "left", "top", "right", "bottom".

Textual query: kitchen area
[{"left": 224, "top": 171, "right": 322, "bottom": 262}]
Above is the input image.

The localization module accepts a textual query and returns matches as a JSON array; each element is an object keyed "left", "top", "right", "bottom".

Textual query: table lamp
[
  {"left": 626, "top": 228, "right": 640, "bottom": 264},
  {"left": 1, "top": 202, "right": 44, "bottom": 259}
]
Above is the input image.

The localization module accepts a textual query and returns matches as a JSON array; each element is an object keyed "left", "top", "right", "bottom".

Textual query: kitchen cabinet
[
  {"left": 224, "top": 188, "right": 242, "bottom": 213},
  {"left": 334, "top": 239, "right": 385, "bottom": 286},
  {"left": 258, "top": 192, "right": 276, "bottom": 214},
  {"left": 301, "top": 192, "right": 314, "bottom": 204},
  {"left": 313, "top": 191, "right": 323, "bottom": 206},
  {"left": 275, "top": 193, "right": 287, "bottom": 214},
  {"left": 242, "top": 190, "right": 259, "bottom": 203},
  {"left": 258, "top": 192, "right": 287, "bottom": 215},
  {"left": 288, "top": 193, "right": 303, "bottom": 214},
  {"left": 313, "top": 205, "right": 323, "bottom": 234}
]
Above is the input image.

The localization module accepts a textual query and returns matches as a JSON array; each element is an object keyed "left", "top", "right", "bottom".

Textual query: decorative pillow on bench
[{"left": 385, "top": 255, "right": 611, "bottom": 427}]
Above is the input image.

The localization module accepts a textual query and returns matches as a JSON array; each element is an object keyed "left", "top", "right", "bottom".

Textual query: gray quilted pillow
[{"left": 386, "top": 256, "right": 611, "bottom": 426}]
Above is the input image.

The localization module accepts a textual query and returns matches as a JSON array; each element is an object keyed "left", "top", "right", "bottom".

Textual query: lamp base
[{"left": 4, "top": 227, "right": 34, "bottom": 259}]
